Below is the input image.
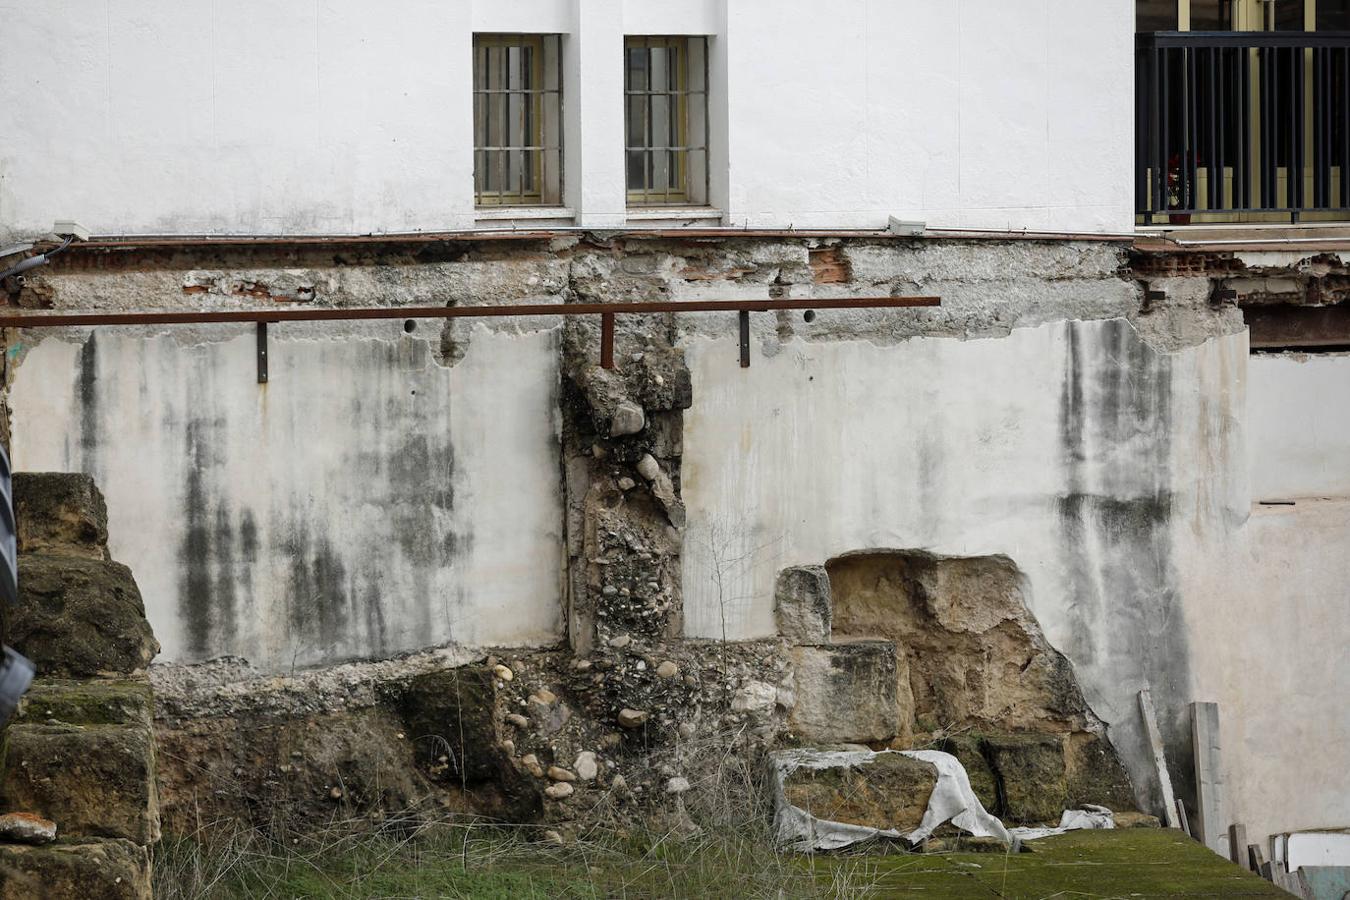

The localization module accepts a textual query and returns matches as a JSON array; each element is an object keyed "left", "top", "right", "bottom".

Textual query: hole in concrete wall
[
  {"left": 1245, "top": 303, "right": 1350, "bottom": 353},
  {"left": 404, "top": 319, "right": 417, "bottom": 334},
  {"left": 824, "top": 550, "right": 1096, "bottom": 740},
  {"left": 802, "top": 309, "right": 816, "bottom": 323}
]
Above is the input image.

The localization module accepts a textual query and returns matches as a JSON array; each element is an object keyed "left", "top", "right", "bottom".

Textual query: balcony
[{"left": 1137, "top": 31, "right": 1350, "bottom": 224}]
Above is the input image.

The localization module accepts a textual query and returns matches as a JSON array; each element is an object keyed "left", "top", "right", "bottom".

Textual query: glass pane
[
  {"left": 627, "top": 150, "right": 646, "bottom": 191},
  {"left": 1190, "top": 0, "right": 1232, "bottom": 29},
  {"left": 627, "top": 95, "right": 646, "bottom": 147},
  {"left": 1138, "top": 0, "right": 1178, "bottom": 31},
  {"left": 1318, "top": 0, "right": 1350, "bottom": 28},
  {"left": 651, "top": 94, "right": 670, "bottom": 148},
  {"left": 1274, "top": 0, "right": 1306, "bottom": 29}
]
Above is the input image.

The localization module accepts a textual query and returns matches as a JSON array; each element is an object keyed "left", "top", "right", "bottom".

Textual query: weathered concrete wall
[
  {"left": 9, "top": 325, "right": 564, "bottom": 669},
  {"left": 5, "top": 236, "right": 1349, "bottom": 850},
  {"left": 0, "top": 0, "right": 1134, "bottom": 235}
]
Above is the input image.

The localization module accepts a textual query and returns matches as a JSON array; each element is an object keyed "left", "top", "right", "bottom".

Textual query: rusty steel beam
[{"left": 0, "top": 296, "right": 939, "bottom": 329}]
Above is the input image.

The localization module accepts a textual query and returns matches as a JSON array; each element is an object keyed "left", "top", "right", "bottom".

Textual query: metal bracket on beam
[
  {"left": 256, "top": 322, "right": 269, "bottom": 384},
  {"left": 600, "top": 312, "right": 615, "bottom": 370},
  {"left": 739, "top": 310, "right": 751, "bottom": 368}
]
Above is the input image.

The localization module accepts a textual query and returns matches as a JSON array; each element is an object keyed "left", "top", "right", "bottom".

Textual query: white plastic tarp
[{"left": 772, "top": 748, "right": 1012, "bottom": 851}]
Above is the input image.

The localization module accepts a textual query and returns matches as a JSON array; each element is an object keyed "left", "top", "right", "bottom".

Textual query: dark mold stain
[
  {"left": 76, "top": 334, "right": 98, "bottom": 467},
  {"left": 1055, "top": 318, "right": 1194, "bottom": 813}
]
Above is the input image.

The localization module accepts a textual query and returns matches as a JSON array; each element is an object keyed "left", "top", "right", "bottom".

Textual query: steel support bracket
[{"left": 256, "top": 322, "right": 269, "bottom": 384}]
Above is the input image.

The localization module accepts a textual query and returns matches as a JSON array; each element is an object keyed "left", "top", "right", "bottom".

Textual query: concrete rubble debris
[{"left": 573, "top": 751, "right": 598, "bottom": 782}]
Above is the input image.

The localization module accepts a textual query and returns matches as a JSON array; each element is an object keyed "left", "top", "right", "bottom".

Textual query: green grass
[{"left": 156, "top": 822, "right": 1288, "bottom": 900}]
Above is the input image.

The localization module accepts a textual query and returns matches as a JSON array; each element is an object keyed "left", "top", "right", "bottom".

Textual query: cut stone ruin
[
  {"left": 0, "top": 473, "right": 161, "bottom": 900},
  {"left": 773, "top": 549, "right": 1139, "bottom": 845}
]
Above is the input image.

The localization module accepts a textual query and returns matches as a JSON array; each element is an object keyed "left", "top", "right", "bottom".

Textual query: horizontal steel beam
[{"left": 0, "top": 296, "right": 940, "bottom": 329}]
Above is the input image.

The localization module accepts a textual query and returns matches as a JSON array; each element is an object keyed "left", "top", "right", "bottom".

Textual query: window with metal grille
[
  {"left": 473, "top": 34, "right": 562, "bottom": 207},
  {"left": 624, "top": 36, "right": 709, "bottom": 207}
]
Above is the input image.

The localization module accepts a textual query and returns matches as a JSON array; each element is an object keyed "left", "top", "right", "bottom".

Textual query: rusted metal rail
[{"left": 0, "top": 295, "right": 939, "bottom": 379}]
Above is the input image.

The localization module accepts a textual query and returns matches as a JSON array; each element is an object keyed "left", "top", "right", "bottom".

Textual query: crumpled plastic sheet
[
  {"left": 772, "top": 748, "right": 1012, "bottom": 851},
  {"left": 1009, "top": 804, "right": 1115, "bottom": 841}
]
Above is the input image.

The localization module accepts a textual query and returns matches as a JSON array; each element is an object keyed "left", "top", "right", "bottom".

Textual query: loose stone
[
  {"left": 617, "top": 708, "right": 648, "bottom": 728},
  {"left": 506, "top": 713, "right": 529, "bottom": 728},
  {"left": 636, "top": 454, "right": 661, "bottom": 481},
  {"left": 617, "top": 477, "right": 636, "bottom": 491},
  {"left": 548, "top": 766, "right": 577, "bottom": 782},
  {"left": 544, "top": 782, "right": 575, "bottom": 800},
  {"left": 574, "top": 751, "right": 599, "bottom": 781},
  {"left": 665, "top": 777, "right": 691, "bottom": 795},
  {"left": 521, "top": 754, "right": 545, "bottom": 778},
  {"left": 493, "top": 664, "right": 514, "bottom": 682},
  {"left": 655, "top": 661, "right": 679, "bottom": 678},
  {"left": 608, "top": 634, "right": 632, "bottom": 649}
]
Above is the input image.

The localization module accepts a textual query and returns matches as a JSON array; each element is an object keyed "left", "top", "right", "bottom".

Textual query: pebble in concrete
[{"left": 610, "top": 402, "right": 645, "bottom": 437}]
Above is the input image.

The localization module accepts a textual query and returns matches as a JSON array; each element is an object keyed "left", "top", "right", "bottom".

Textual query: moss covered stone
[
  {"left": 0, "top": 838, "right": 150, "bottom": 899},
  {"left": 14, "top": 677, "right": 153, "bottom": 728},
  {"left": 981, "top": 734, "right": 1067, "bottom": 824},
  {"left": 6, "top": 555, "right": 159, "bottom": 677},
  {"left": 1, "top": 722, "right": 160, "bottom": 844}
]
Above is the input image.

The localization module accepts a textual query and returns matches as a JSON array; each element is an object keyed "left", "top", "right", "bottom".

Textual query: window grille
[
  {"left": 624, "top": 36, "right": 709, "bottom": 206},
  {"left": 473, "top": 34, "right": 563, "bottom": 207}
]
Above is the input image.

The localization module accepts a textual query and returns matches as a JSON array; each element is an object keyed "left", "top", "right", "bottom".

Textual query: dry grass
[{"left": 154, "top": 727, "right": 886, "bottom": 899}]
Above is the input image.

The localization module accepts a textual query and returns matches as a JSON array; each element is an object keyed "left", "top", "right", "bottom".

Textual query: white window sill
[
  {"left": 474, "top": 206, "right": 576, "bottom": 227},
  {"left": 625, "top": 207, "right": 724, "bottom": 226}
]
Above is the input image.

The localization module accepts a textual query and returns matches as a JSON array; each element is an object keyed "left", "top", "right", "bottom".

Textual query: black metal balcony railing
[{"left": 1137, "top": 31, "right": 1350, "bottom": 223}]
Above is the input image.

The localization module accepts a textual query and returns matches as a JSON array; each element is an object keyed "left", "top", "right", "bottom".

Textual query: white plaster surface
[
  {"left": 0, "top": 0, "right": 1134, "bottom": 236},
  {"left": 1248, "top": 353, "right": 1350, "bottom": 500},
  {"left": 9, "top": 326, "right": 564, "bottom": 670}
]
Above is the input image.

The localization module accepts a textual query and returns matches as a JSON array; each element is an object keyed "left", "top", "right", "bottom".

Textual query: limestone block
[
  {"left": 790, "top": 642, "right": 899, "bottom": 742},
  {"left": 774, "top": 566, "right": 832, "bottom": 644},
  {"left": 981, "top": 734, "right": 1068, "bottom": 824},
  {"left": 6, "top": 556, "right": 159, "bottom": 677},
  {"left": 13, "top": 473, "right": 109, "bottom": 560},
  {"left": 1, "top": 722, "right": 160, "bottom": 844},
  {"left": 0, "top": 838, "right": 150, "bottom": 900},
  {"left": 781, "top": 752, "right": 938, "bottom": 834}
]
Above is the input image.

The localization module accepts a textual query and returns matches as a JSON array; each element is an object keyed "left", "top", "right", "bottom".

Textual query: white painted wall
[
  {"left": 680, "top": 321, "right": 1350, "bottom": 846},
  {"left": 1248, "top": 353, "right": 1350, "bottom": 501},
  {"left": 9, "top": 325, "right": 564, "bottom": 670},
  {"left": 0, "top": 0, "right": 1134, "bottom": 237}
]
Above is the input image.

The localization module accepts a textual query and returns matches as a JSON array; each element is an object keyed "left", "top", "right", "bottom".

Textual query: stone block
[
  {"left": 1, "top": 722, "right": 160, "bottom": 844},
  {"left": 935, "top": 735, "right": 998, "bottom": 812},
  {"left": 780, "top": 751, "right": 938, "bottom": 834},
  {"left": 774, "top": 566, "right": 832, "bottom": 644},
  {"left": 790, "top": 642, "right": 899, "bottom": 743},
  {"left": 13, "top": 473, "right": 109, "bottom": 560},
  {"left": 0, "top": 838, "right": 150, "bottom": 900},
  {"left": 981, "top": 734, "right": 1068, "bottom": 824},
  {"left": 6, "top": 556, "right": 159, "bottom": 677},
  {"left": 15, "top": 677, "right": 154, "bottom": 729},
  {"left": 1065, "top": 732, "right": 1137, "bottom": 812}
]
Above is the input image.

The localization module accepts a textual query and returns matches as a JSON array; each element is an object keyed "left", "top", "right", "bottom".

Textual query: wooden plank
[
  {"left": 1191, "top": 701, "right": 1226, "bottom": 854},
  {"left": 1230, "top": 824, "right": 1250, "bottom": 869},
  {"left": 1139, "top": 688, "right": 1181, "bottom": 828}
]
